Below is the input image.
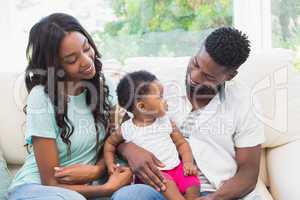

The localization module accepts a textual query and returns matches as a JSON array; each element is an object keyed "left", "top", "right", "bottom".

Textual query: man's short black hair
[
  {"left": 204, "top": 27, "right": 251, "bottom": 70},
  {"left": 116, "top": 70, "right": 157, "bottom": 112}
]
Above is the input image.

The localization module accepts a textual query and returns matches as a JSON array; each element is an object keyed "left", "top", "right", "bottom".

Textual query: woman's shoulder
[
  {"left": 28, "top": 85, "right": 46, "bottom": 97},
  {"left": 27, "top": 85, "right": 52, "bottom": 109}
]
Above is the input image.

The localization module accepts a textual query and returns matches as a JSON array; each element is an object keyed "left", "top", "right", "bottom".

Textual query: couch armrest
[{"left": 266, "top": 139, "right": 300, "bottom": 200}]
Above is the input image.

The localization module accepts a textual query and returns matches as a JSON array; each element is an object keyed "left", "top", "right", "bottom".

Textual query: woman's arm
[
  {"left": 53, "top": 159, "right": 106, "bottom": 184},
  {"left": 32, "top": 136, "right": 131, "bottom": 198}
]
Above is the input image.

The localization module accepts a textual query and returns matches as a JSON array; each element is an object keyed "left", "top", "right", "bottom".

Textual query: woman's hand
[
  {"left": 105, "top": 166, "right": 133, "bottom": 192},
  {"left": 107, "top": 163, "right": 120, "bottom": 176},
  {"left": 118, "top": 142, "right": 167, "bottom": 191},
  {"left": 54, "top": 164, "right": 104, "bottom": 184}
]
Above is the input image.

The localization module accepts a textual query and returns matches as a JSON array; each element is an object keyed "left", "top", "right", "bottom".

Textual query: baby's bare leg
[
  {"left": 184, "top": 186, "right": 200, "bottom": 200},
  {"left": 163, "top": 180, "right": 185, "bottom": 200}
]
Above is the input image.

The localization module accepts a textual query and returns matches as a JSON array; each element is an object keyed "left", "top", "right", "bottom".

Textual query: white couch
[{"left": 0, "top": 48, "right": 300, "bottom": 200}]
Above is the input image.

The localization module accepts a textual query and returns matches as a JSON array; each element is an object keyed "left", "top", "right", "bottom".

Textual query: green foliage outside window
[{"left": 92, "top": 0, "right": 233, "bottom": 62}]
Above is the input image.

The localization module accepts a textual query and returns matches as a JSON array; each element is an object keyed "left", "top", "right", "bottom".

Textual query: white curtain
[{"left": 234, "top": 0, "right": 272, "bottom": 51}]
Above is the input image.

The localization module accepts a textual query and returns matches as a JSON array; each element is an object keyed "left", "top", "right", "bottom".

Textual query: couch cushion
[
  {"left": 235, "top": 48, "right": 300, "bottom": 148},
  {"left": 267, "top": 139, "right": 300, "bottom": 200},
  {"left": 0, "top": 72, "right": 28, "bottom": 165},
  {"left": 259, "top": 149, "right": 269, "bottom": 187},
  {"left": 255, "top": 179, "right": 274, "bottom": 200}
]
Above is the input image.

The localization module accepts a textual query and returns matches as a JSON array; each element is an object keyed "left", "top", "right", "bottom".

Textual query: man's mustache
[{"left": 186, "top": 78, "right": 218, "bottom": 99}]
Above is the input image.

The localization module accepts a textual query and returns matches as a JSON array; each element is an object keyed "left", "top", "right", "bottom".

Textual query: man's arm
[
  {"left": 117, "top": 142, "right": 167, "bottom": 191},
  {"left": 203, "top": 145, "right": 261, "bottom": 200}
]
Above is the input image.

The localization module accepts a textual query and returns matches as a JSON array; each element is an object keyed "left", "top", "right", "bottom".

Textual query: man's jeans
[{"left": 112, "top": 184, "right": 211, "bottom": 200}]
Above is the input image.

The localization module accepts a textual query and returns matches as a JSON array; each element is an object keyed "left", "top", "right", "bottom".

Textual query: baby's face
[{"left": 141, "top": 81, "right": 167, "bottom": 118}]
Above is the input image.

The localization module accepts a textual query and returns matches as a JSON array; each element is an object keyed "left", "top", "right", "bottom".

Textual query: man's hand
[
  {"left": 54, "top": 164, "right": 102, "bottom": 184},
  {"left": 118, "top": 142, "right": 167, "bottom": 191}
]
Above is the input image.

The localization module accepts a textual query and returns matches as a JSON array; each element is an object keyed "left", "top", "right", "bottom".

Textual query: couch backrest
[
  {"left": 0, "top": 72, "right": 28, "bottom": 165},
  {"left": 235, "top": 49, "right": 300, "bottom": 147},
  {"left": 0, "top": 48, "right": 299, "bottom": 166}
]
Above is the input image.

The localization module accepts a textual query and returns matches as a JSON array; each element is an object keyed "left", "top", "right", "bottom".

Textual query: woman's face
[{"left": 59, "top": 31, "right": 96, "bottom": 82}]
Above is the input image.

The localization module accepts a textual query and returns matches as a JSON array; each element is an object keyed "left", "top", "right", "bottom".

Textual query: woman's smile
[{"left": 81, "top": 65, "right": 94, "bottom": 75}]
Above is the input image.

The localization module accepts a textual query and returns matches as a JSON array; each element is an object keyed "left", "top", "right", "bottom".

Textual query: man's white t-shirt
[
  {"left": 121, "top": 115, "right": 181, "bottom": 170},
  {"left": 175, "top": 81, "right": 265, "bottom": 199}
]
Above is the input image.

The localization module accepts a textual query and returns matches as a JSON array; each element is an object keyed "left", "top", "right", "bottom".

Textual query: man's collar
[{"left": 218, "top": 82, "right": 226, "bottom": 103}]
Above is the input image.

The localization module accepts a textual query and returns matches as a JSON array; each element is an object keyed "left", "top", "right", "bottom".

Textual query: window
[
  {"left": 94, "top": 0, "right": 233, "bottom": 62},
  {"left": 271, "top": 0, "right": 300, "bottom": 70},
  {"left": 2, "top": 0, "right": 299, "bottom": 72},
  {"left": 2, "top": 0, "right": 233, "bottom": 72}
]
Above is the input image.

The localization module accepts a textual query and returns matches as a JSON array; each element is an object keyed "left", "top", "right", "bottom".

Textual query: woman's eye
[
  {"left": 84, "top": 45, "right": 91, "bottom": 52},
  {"left": 65, "top": 57, "right": 77, "bottom": 64}
]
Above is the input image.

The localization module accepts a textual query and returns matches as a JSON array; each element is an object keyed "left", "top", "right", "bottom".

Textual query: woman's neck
[{"left": 64, "top": 81, "right": 85, "bottom": 96}]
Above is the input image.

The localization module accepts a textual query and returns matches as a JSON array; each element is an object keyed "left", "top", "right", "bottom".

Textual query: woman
[{"left": 7, "top": 13, "right": 132, "bottom": 200}]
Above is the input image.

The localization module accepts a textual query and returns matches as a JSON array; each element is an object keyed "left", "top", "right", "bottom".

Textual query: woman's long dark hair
[{"left": 24, "top": 13, "right": 111, "bottom": 157}]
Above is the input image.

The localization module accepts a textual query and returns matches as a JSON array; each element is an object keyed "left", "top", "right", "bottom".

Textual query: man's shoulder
[{"left": 224, "top": 80, "right": 253, "bottom": 109}]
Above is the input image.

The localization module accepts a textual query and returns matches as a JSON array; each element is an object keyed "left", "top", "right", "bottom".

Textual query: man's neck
[{"left": 191, "top": 98, "right": 213, "bottom": 111}]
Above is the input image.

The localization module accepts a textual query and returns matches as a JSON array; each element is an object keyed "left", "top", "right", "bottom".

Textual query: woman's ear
[{"left": 226, "top": 70, "right": 238, "bottom": 81}]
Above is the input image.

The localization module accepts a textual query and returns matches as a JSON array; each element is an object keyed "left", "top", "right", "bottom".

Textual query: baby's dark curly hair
[
  {"left": 117, "top": 70, "right": 157, "bottom": 112},
  {"left": 204, "top": 27, "right": 251, "bottom": 70}
]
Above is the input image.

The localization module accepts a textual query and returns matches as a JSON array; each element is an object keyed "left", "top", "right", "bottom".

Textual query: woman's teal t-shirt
[{"left": 9, "top": 79, "right": 117, "bottom": 190}]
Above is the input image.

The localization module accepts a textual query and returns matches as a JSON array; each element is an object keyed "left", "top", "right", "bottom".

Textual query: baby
[{"left": 104, "top": 70, "right": 200, "bottom": 200}]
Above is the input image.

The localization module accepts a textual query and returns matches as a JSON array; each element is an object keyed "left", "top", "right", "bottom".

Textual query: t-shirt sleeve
[
  {"left": 106, "top": 77, "right": 117, "bottom": 106},
  {"left": 25, "top": 86, "right": 59, "bottom": 145},
  {"left": 234, "top": 96, "right": 265, "bottom": 148},
  {"left": 120, "top": 121, "right": 134, "bottom": 142}
]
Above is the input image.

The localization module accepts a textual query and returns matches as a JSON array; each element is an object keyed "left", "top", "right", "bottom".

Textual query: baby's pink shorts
[{"left": 161, "top": 161, "right": 201, "bottom": 194}]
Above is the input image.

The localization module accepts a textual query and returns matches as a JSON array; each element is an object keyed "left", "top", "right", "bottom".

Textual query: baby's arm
[
  {"left": 170, "top": 122, "right": 198, "bottom": 176},
  {"left": 104, "top": 128, "right": 125, "bottom": 175}
]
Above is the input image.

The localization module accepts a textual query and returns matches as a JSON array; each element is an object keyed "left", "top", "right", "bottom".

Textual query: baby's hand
[
  {"left": 108, "top": 163, "right": 120, "bottom": 175},
  {"left": 183, "top": 162, "right": 198, "bottom": 176}
]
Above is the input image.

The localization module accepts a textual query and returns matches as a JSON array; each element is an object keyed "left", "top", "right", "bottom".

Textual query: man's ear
[{"left": 226, "top": 70, "right": 238, "bottom": 81}]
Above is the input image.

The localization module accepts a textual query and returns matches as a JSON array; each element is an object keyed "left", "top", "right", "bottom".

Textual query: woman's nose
[{"left": 80, "top": 52, "right": 92, "bottom": 68}]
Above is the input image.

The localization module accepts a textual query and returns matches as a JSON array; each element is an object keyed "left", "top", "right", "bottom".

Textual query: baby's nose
[{"left": 163, "top": 101, "right": 168, "bottom": 111}]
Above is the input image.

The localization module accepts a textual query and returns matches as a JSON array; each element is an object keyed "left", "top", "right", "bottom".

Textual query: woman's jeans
[{"left": 6, "top": 183, "right": 87, "bottom": 200}]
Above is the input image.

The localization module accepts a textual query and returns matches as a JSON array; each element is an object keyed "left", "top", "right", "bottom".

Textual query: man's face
[{"left": 186, "top": 48, "right": 237, "bottom": 104}]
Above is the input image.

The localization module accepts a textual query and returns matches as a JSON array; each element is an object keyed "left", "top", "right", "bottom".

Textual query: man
[{"left": 112, "top": 27, "right": 264, "bottom": 200}]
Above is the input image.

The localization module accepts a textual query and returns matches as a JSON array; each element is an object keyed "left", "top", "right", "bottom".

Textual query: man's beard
[{"left": 185, "top": 76, "right": 219, "bottom": 101}]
